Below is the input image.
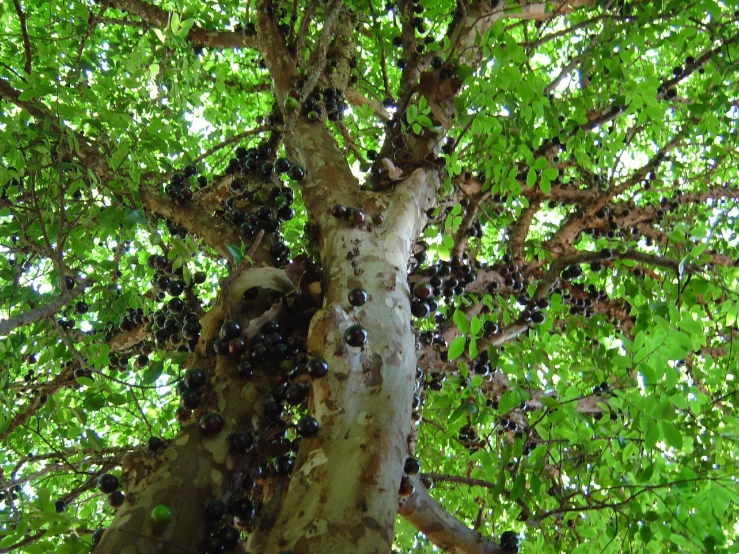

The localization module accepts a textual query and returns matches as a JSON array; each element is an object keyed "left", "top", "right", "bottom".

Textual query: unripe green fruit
[
  {"left": 284, "top": 97, "right": 299, "bottom": 110},
  {"left": 151, "top": 504, "right": 173, "bottom": 524}
]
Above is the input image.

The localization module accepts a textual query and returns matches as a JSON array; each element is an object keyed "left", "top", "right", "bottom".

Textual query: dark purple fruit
[
  {"left": 108, "top": 490, "right": 125, "bottom": 507},
  {"left": 55, "top": 499, "right": 66, "bottom": 513},
  {"left": 74, "top": 301, "right": 88, "bottom": 314},
  {"left": 220, "top": 320, "right": 242, "bottom": 340},
  {"left": 399, "top": 475, "right": 415, "bottom": 497},
  {"left": 205, "top": 499, "right": 226, "bottom": 521},
  {"left": 175, "top": 407, "right": 191, "bottom": 423},
  {"left": 147, "top": 437, "right": 165, "bottom": 452},
  {"left": 296, "top": 415, "right": 319, "bottom": 437},
  {"left": 97, "top": 473, "right": 120, "bottom": 494},
  {"left": 285, "top": 383, "right": 308, "bottom": 405},
  {"left": 348, "top": 288, "right": 368, "bottom": 306},
  {"left": 199, "top": 412, "right": 225, "bottom": 437},
  {"left": 203, "top": 536, "right": 225, "bottom": 554},
  {"left": 306, "top": 357, "right": 328, "bottom": 378},
  {"left": 213, "top": 339, "right": 229, "bottom": 356},
  {"left": 275, "top": 157, "right": 291, "bottom": 173},
  {"left": 228, "top": 338, "right": 247, "bottom": 356},
  {"left": 217, "top": 526, "right": 240, "bottom": 548},
  {"left": 345, "top": 325, "right": 367, "bottom": 347},
  {"left": 411, "top": 299, "right": 431, "bottom": 318},
  {"left": 348, "top": 209, "right": 366, "bottom": 226},
  {"left": 167, "top": 297, "right": 184, "bottom": 313},
  {"left": 193, "top": 271, "right": 206, "bottom": 284},
  {"left": 184, "top": 368, "right": 207, "bottom": 390},
  {"left": 230, "top": 430, "right": 254, "bottom": 453},
  {"left": 404, "top": 457, "right": 421, "bottom": 475},
  {"left": 413, "top": 281, "right": 434, "bottom": 300},
  {"left": 287, "top": 165, "right": 305, "bottom": 180},
  {"left": 330, "top": 204, "right": 346, "bottom": 218},
  {"left": 275, "top": 455, "right": 294, "bottom": 475},
  {"left": 230, "top": 497, "right": 254, "bottom": 521},
  {"left": 91, "top": 529, "right": 105, "bottom": 547},
  {"left": 180, "top": 390, "right": 200, "bottom": 410},
  {"left": 237, "top": 361, "right": 253, "bottom": 378}
]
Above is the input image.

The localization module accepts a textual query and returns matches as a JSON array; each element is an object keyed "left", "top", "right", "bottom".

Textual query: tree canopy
[{"left": 0, "top": 0, "right": 738, "bottom": 553}]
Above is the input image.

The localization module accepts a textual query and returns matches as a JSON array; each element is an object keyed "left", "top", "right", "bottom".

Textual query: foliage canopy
[{"left": 0, "top": 0, "right": 738, "bottom": 553}]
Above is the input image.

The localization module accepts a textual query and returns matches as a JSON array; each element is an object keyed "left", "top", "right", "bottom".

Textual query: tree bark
[{"left": 249, "top": 169, "right": 438, "bottom": 552}]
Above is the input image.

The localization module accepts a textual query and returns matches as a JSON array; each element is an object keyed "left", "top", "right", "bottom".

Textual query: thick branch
[
  {"left": 399, "top": 477, "right": 502, "bottom": 554},
  {"left": 107, "top": 0, "right": 257, "bottom": 49},
  {"left": 0, "top": 278, "right": 92, "bottom": 336}
]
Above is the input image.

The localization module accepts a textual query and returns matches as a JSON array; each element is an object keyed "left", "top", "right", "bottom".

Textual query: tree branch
[
  {"left": 0, "top": 278, "right": 93, "bottom": 336},
  {"left": 399, "top": 477, "right": 502, "bottom": 554},
  {"left": 12, "top": 0, "right": 32, "bottom": 77},
  {"left": 106, "top": 0, "right": 258, "bottom": 50}
]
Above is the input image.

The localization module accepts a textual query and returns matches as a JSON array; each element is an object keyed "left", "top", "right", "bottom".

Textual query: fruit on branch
[
  {"left": 404, "top": 457, "right": 421, "bottom": 475},
  {"left": 199, "top": 413, "right": 225, "bottom": 437},
  {"left": 108, "top": 490, "right": 125, "bottom": 508},
  {"left": 345, "top": 324, "right": 368, "bottom": 347},
  {"left": 296, "top": 415, "right": 319, "bottom": 438},
  {"left": 146, "top": 436, "right": 165, "bottom": 452},
  {"left": 205, "top": 499, "right": 227, "bottom": 521},
  {"left": 306, "top": 357, "right": 328, "bottom": 378},
  {"left": 230, "top": 430, "right": 254, "bottom": 453},
  {"left": 97, "top": 473, "right": 120, "bottom": 494},
  {"left": 398, "top": 475, "right": 415, "bottom": 497},
  {"left": 150, "top": 504, "right": 173, "bottom": 525}
]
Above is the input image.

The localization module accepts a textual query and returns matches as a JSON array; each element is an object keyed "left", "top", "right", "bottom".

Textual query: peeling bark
[{"left": 399, "top": 477, "right": 502, "bottom": 554}]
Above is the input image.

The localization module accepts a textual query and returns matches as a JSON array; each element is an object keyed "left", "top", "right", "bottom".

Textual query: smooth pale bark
[
  {"left": 250, "top": 169, "right": 438, "bottom": 553},
  {"left": 399, "top": 477, "right": 502, "bottom": 554}
]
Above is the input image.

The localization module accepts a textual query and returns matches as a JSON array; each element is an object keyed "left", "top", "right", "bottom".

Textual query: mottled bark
[{"left": 399, "top": 477, "right": 502, "bottom": 554}]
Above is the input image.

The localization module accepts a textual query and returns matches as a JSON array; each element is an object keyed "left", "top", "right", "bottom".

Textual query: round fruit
[
  {"left": 275, "top": 455, "right": 294, "bottom": 475},
  {"left": 193, "top": 271, "right": 207, "bottom": 284},
  {"left": 296, "top": 415, "right": 319, "bottom": 438},
  {"left": 108, "top": 490, "right": 125, "bottom": 507},
  {"left": 288, "top": 165, "right": 305, "bottom": 181},
  {"left": 230, "top": 430, "right": 254, "bottom": 453},
  {"left": 410, "top": 299, "right": 431, "bottom": 318},
  {"left": 330, "top": 204, "right": 346, "bottom": 218},
  {"left": 230, "top": 496, "right": 254, "bottom": 520},
  {"left": 284, "top": 96, "right": 299, "bottom": 110},
  {"left": 228, "top": 338, "right": 247, "bottom": 356},
  {"left": 74, "top": 301, "right": 88, "bottom": 314},
  {"left": 150, "top": 504, "right": 173, "bottom": 524},
  {"left": 203, "top": 536, "right": 225, "bottom": 554},
  {"left": 205, "top": 499, "right": 226, "bottom": 521},
  {"left": 348, "top": 288, "right": 368, "bottom": 306},
  {"left": 285, "top": 383, "right": 308, "bottom": 405},
  {"left": 91, "top": 529, "right": 105, "bottom": 547},
  {"left": 404, "top": 457, "right": 421, "bottom": 475},
  {"left": 345, "top": 324, "right": 367, "bottom": 347},
  {"left": 147, "top": 437, "right": 165, "bottom": 452},
  {"left": 55, "top": 499, "right": 66, "bottom": 513},
  {"left": 306, "top": 357, "right": 328, "bottom": 378},
  {"left": 97, "top": 473, "right": 120, "bottom": 494},
  {"left": 220, "top": 320, "right": 242, "bottom": 340},
  {"left": 199, "top": 412, "right": 225, "bottom": 437},
  {"left": 184, "top": 368, "right": 207, "bottom": 390},
  {"left": 413, "top": 281, "right": 434, "bottom": 300},
  {"left": 217, "top": 526, "right": 240, "bottom": 548},
  {"left": 399, "top": 475, "right": 415, "bottom": 497},
  {"left": 180, "top": 390, "right": 200, "bottom": 410}
]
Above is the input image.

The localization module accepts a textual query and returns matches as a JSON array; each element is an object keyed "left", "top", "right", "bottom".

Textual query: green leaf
[
  {"left": 453, "top": 309, "right": 469, "bottom": 334},
  {"left": 510, "top": 472, "right": 526, "bottom": 500},
  {"left": 448, "top": 336, "right": 466, "bottom": 361},
  {"left": 660, "top": 421, "right": 683, "bottom": 449}
]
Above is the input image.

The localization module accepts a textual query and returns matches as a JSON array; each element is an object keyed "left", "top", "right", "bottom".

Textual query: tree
[{"left": 0, "top": 0, "right": 738, "bottom": 552}]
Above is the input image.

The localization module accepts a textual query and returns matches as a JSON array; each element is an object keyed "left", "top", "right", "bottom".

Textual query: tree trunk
[{"left": 249, "top": 169, "right": 438, "bottom": 552}]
